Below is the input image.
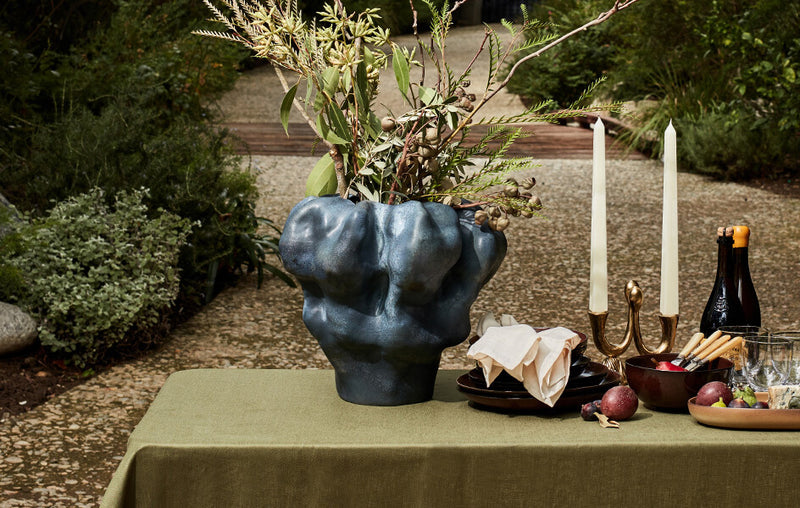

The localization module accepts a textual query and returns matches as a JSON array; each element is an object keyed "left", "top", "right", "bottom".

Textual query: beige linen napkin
[{"left": 467, "top": 318, "right": 581, "bottom": 407}]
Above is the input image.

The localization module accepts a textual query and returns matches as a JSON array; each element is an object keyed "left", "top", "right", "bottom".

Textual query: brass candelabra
[{"left": 588, "top": 280, "right": 678, "bottom": 383}]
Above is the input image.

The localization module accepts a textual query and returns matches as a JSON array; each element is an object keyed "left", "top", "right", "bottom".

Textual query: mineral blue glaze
[{"left": 279, "top": 196, "right": 507, "bottom": 405}]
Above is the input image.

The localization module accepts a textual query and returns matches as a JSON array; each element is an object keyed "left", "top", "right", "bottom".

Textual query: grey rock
[{"left": 0, "top": 302, "right": 38, "bottom": 355}]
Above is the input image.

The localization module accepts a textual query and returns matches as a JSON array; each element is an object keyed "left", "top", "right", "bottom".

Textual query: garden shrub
[
  {"left": 506, "top": 0, "right": 800, "bottom": 179},
  {"left": 503, "top": 0, "right": 619, "bottom": 109},
  {"left": 9, "top": 188, "right": 191, "bottom": 369},
  {"left": 0, "top": 0, "right": 290, "bottom": 307}
]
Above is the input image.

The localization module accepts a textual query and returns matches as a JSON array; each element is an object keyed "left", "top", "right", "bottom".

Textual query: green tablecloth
[{"left": 102, "top": 369, "right": 799, "bottom": 507}]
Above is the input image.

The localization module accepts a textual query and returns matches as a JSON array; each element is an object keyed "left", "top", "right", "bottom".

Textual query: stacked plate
[{"left": 457, "top": 344, "right": 620, "bottom": 413}]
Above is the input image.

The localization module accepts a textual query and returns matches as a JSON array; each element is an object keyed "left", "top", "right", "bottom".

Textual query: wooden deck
[{"left": 222, "top": 121, "right": 648, "bottom": 160}]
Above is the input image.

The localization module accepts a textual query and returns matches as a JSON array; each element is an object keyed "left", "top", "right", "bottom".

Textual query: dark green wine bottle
[
  {"left": 732, "top": 225, "right": 761, "bottom": 326},
  {"left": 700, "top": 227, "right": 745, "bottom": 336}
]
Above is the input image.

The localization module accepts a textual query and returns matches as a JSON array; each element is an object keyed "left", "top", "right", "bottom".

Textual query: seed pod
[
  {"left": 442, "top": 195, "right": 454, "bottom": 206},
  {"left": 488, "top": 217, "right": 498, "bottom": 230},
  {"left": 451, "top": 196, "right": 462, "bottom": 206},
  {"left": 528, "top": 195, "right": 543, "bottom": 209},
  {"left": 381, "top": 117, "right": 396, "bottom": 131},
  {"left": 508, "top": 207, "right": 520, "bottom": 217},
  {"left": 455, "top": 87, "right": 466, "bottom": 98},
  {"left": 521, "top": 177, "right": 536, "bottom": 189},
  {"left": 424, "top": 127, "right": 439, "bottom": 140},
  {"left": 521, "top": 209, "right": 534, "bottom": 218},
  {"left": 419, "top": 146, "right": 436, "bottom": 158},
  {"left": 487, "top": 205, "right": 501, "bottom": 218},
  {"left": 466, "top": 93, "right": 476, "bottom": 101},
  {"left": 460, "top": 98, "right": 474, "bottom": 111},
  {"left": 495, "top": 217, "right": 510, "bottom": 231},
  {"left": 461, "top": 79, "right": 471, "bottom": 87},
  {"left": 504, "top": 185, "right": 519, "bottom": 197},
  {"left": 474, "top": 210, "right": 489, "bottom": 225},
  {"left": 425, "top": 158, "right": 440, "bottom": 173},
  {"left": 440, "top": 178, "right": 454, "bottom": 190}
]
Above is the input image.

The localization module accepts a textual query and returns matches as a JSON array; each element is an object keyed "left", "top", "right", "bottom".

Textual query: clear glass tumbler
[
  {"left": 739, "top": 336, "right": 793, "bottom": 391},
  {"left": 718, "top": 325, "right": 769, "bottom": 385},
  {"left": 770, "top": 331, "right": 800, "bottom": 384}
]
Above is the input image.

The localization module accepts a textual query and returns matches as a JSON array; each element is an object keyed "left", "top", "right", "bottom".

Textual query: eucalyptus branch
[
  {"left": 441, "top": 0, "right": 641, "bottom": 149},
  {"left": 273, "top": 66, "right": 327, "bottom": 145},
  {"left": 408, "top": 0, "right": 426, "bottom": 87},
  {"left": 493, "top": 0, "right": 640, "bottom": 102}
]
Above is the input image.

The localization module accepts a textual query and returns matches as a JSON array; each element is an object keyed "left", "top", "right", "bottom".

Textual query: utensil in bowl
[{"left": 625, "top": 353, "right": 733, "bottom": 412}]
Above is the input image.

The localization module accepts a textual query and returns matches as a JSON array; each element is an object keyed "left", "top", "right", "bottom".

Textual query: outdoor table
[{"left": 102, "top": 369, "right": 799, "bottom": 507}]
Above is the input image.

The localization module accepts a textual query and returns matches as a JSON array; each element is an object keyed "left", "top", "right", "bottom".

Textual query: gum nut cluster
[
  {"left": 474, "top": 176, "right": 541, "bottom": 232},
  {"left": 381, "top": 118, "right": 442, "bottom": 183}
]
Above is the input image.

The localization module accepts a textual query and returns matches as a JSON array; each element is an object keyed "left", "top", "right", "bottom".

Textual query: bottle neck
[
  {"left": 716, "top": 236, "right": 734, "bottom": 279},
  {"left": 733, "top": 245, "right": 750, "bottom": 273}
]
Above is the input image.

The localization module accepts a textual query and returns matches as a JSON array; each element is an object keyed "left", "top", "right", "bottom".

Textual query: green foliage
[
  {"left": 200, "top": 0, "right": 627, "bottom": 230},
  {"left": 0, "top": 205, "right": 26, "bottom": 303},
  {"left": 8, "top": 189, "right": 191, "bottom": 369},
  {"left": 0, "top": 0, "right": 293, "bottom": 306},
  {"left": 503, "top": 0, "right": 619, "bottom": 109},
  {"left": 300, "top": 0, "right": 446, "bottom": 34},
  {"left": 508, "top": 0, "right": 800, "bottom": 178}
]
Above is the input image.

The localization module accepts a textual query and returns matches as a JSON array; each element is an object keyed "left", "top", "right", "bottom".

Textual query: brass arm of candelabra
[{"left": 588, "top": 280, "right": 679, "bottom": 383}]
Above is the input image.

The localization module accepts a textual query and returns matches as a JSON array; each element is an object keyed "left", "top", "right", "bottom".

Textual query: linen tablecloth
[{"left": 102, "top": 369, "right": 799, "bottom": 507}]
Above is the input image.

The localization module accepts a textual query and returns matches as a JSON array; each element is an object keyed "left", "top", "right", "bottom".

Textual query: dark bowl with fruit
[{"left": 625, "top": 353, "right": 733, "bottom": 412}]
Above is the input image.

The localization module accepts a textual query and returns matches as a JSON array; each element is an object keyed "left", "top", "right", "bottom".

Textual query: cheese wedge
[{"left": 767, "top": 385, "right": 800, "bottom": 409}]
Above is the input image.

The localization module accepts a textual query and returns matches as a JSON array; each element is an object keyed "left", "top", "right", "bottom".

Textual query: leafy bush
[
  {"left": 507, "top": 0, "right": 800, "bottom": 179},
  {"left": 0, "top": 202, "right": 26, "bottom": 303},
  {"left": 0, "top": 0, "right": 291, "bottom": 305},
  {"left": 9, "top": 189, "right": 191, "bottom": 369},
  {"left": 503, "top": 0, "right": 619, "bottom": 109}
]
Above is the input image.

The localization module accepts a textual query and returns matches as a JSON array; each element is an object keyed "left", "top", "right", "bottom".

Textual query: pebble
[{"left": 5, "top": 456, "right": 23, "bottom": 464}]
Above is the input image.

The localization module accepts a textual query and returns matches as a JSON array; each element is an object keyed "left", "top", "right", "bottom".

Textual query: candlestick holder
[{"left": 588, "top": 280, "right": 679, "bottom": 383}]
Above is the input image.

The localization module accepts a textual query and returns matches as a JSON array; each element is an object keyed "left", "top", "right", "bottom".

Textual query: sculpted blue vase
[{"left": 279, "top": 196, "right": 506, "bottom": 405}]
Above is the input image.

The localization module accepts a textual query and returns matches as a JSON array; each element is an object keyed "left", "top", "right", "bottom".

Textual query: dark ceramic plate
[
  {"left": 467, "top": 362, "right": 608, "bottom": 392},
  {"left": 457, "top": 365, "right": 620, "bottom": 412}
]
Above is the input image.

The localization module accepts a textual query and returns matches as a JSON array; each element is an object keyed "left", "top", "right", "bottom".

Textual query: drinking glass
[
  {"left": 718, "top": 325, "right": 769, "bottom": 385},
  {"left": 739, "top": 336, "right": 793, "bottom": 391},
  {"left": 771, "top": 331, "right": 800, "bottom": 384}
]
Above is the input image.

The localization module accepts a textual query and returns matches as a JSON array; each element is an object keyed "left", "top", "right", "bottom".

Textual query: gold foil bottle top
[
  {"left": 733, "top": 225, "right": 751, "bottom": 248},
  {"left": 725, "top": 226, "right": 734, "bottom": 237},
  {"left": 717, "top": 226, "right": 726, "bottom": 237}
]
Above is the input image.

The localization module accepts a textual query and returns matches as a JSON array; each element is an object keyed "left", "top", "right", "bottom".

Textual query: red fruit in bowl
[
  {"left": 600, "top": 386, "right": 639, "bottom": 421},
  {"left": 655, "top": 361, "right": 687, "bottom": 372},
  {"left": 695, "top": 381, "right": 733, "bottom": 406}
]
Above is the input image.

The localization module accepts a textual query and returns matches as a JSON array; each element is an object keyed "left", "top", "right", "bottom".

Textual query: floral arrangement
[{"left": 196, "top": 0, "right": 640, "bottom": 231}]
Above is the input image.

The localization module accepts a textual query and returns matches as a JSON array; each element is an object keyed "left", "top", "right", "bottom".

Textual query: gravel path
[{"left": 3, "top": 24, "right": 800, "bottom": 507}]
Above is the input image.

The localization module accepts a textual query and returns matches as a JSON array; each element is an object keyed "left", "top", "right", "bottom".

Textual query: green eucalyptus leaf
[
  {"left": 305, "top": 153, "right": 338, "bottom": 197},
  {"left": 280, "top": 84, "right": 298, "bottom": 135},
  {"left": 316, "top": 114, "right": 349, "bottom": 145},
  {"left": 328, "top": 103, "right": 352, "bottom": 143},
  {"left": 418, "top": 86, "right": 438, "bottom": 106},
  {"left": 355, "top": 62, "right": 370, "bottom": 109},
  {"left": 322, "top": 66, "right": 340, "bottom": 97},
  {"left": 392, "top": 46, "right": 410, "bottom": 97},
  {"left": 355, "top": 181, "right": 379, "bottom": 202}
]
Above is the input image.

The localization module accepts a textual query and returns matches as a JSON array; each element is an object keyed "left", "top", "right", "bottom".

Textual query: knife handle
[
  {"left": 678, "top": 333, "right": 704, "bottom": 357},
  {"left": 691, "top": 330, "right": 723, "bottom": 357},
  {"left": 696, "top": 335, "right": 732, "bottom": 360},
  {"left": 706, "top": 336, "right": 743, "bottom": 362}
]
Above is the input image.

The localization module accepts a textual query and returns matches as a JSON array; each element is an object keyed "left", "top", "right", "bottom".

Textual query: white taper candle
[
  {"left": 660, "top": 120, "right": 679, "bottom": 316},
  {"left": 589, "top": 118, "right": 608, "bottom": 313}
]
